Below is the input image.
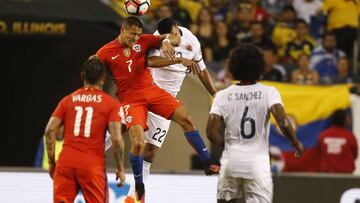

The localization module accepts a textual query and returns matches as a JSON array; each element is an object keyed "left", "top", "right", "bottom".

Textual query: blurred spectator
[
  {"left": 190, "top": 7, "right": 215, "bottom": 61},
  {"left": 154, "top": 4, "right": 173, "bottom": 20},
  {"left": 212, "top": 21, "right": 232, "bottom": 63},
  {"left": 242, "top": 21, "right": 276, "bottom": 51},
  {"left": 209, "top": 0, "right": 229, "bottom": 22},
  {"left": 248, "top": 0, "right": 270, "bottom": 23},
  {"left": 34, "top": 126, "right": 64, "bottom": 170},
  {"left": 272, "top": 5, "right": 297, "bottom": 57},
  {"left": 318, "top": 109, "right": 358, "bottom": 173},
  {"left": 261, "top": 0, "right": 289, "bottom": 20},
  {"left": 291, "top": 53, "right": 319, "bottom": 85},
  {"left": 310, "top": 32, "right": 345, "bottom": 84},
  {"left": 228, "top": 3, "right": 253, "bottom": 43},
  {"left": 285, "top": 19, "right": 315, "bottom": 63},
  {"left": 334, "top": 57, "right": 352, "bottom": 84},
  {"left": 293, "top": 0, "right": 322, "bottom": 24},
  {"left": 262, "top": 47, "right": 286, "bottom": 81},
  {"left": 167, "top": 0, "right": 192, "bottom": 28},
  {"left": 319, "top": 0, "right": 360, "bottom": 57},
  {"left": 178, "top": 0, "right": 203, "bottom": 22}
]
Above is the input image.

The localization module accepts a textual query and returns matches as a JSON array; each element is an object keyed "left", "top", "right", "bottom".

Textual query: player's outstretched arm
[
  {"left": 108, "top": 121, "right": 126, "bottom": 187},
  {"left": 147, "top": 56, "right": 182, "bottom": 67},
  {"left": 198, "top": 69, "right": 218, "bottom": 96},
  {"left": 44, "top": 116, "right": 62, "bottom": 179},
  {"left": 206, "top": 114, "right": 225, "bottom": 146},
  {"left": 270, "top": 104, "right": 304, "bottom": 158}
]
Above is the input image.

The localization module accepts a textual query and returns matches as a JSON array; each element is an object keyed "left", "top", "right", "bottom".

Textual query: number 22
[{"left": 126, "top": 60, "right": 132, "bottom": 72}]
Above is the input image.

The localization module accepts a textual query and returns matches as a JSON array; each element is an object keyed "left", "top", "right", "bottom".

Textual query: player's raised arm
[
  {"left": 270, "top": 104, "right": 304, "bottom": 158},
  {"left": 108, "top": 121, "right": 126, "bottom": 187},
  {"left": 147, "top": 56, "right": 182, "bottom": 67},
  {"left": 147, "top": 55, "right": 200, "bottom": 75},
  {"left": 44, "top": 116, "right": 62, "bottom": 179},
  {"left": 206, "top": 114, "right": 225, "bottom": 146}
]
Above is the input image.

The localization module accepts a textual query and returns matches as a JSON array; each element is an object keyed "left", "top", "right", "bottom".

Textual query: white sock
[{"left": 127, "top": 160, "right": 152, "bottom": 197}]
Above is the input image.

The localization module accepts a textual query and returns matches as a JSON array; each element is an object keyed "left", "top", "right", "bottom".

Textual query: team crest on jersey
[
  {"left": 133, "top": 44, "right": 141, "bottom": 52},
  {"left": 185, "top": 44, "right": 192, "bottom": 51},
  {"left": 126, "top": 116, "right": 132, "bottom": 123},
  {"left": 123, "top": 48, "right": 130, "bottom": 57}
]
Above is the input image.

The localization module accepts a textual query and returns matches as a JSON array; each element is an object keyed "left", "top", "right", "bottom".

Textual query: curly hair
[{"left": 228, "top": 43, "right": 265, "bottom": 82}]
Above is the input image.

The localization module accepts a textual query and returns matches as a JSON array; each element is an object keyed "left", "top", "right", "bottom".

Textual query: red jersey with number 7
[
  {"left": 96, "top": 34, "right": 161, "bottom": 102},
  {"left": 52, "top": 87, "right": 121, "bottom": 172}
]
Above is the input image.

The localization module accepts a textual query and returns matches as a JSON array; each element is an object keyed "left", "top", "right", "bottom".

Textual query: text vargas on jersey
[{"left": 72, "top": 94, "right": 103, "bottom": 103}]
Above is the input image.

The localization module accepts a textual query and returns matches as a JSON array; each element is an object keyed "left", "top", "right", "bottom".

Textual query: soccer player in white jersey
[
  {"left": 123, "top": 18, "right": 218, "bottom": 202},
  {"left": 207, "top": 44, "right": 304, "bottom": 203}
]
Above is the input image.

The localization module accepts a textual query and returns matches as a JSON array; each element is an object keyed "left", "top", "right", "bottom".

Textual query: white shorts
[
  {"left": 217, "top": 167, "right": 273, "bottom": 202},
  {"left": 144, "top": 112, "right": 171, "bottom": 148}
]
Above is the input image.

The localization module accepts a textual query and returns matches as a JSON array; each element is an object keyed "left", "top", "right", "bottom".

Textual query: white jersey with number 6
[{"left": 210, "top": 83, "right": 283, "bottom": 179}]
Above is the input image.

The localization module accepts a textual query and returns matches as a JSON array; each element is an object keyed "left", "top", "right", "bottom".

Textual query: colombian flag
[{"left": 262, "top": 81, "right": 351, "bottom": 172}]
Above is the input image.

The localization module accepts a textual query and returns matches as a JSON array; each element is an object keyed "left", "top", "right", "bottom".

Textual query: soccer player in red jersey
[
  {"left": 44, "top": 57, "right": 126, "bottom": 203},
  {"left": 96, "top": 16, "right": 219, "bottom": 202}
]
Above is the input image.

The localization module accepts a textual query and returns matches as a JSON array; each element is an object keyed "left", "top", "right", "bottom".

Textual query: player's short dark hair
[
  {"left": 157, "top": 18, "right": 178, "bottom": 35},
  {"left": 122, "top": 16, "right": 143, "bottom": 29},
  {"left": 228, "top": 43, "right": 265, "bottom": 81},
  {"left": 82, "top": 57, "right": 106, "bottom": 85},
  {"left": 331, "top": 109, "right": 349, "bottom": 127}
]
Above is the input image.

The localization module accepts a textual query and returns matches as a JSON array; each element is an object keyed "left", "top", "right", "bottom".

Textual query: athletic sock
[
  {"left": 129, "top": 153, "right": 144, "bottom": 184},
  {"left": 184, "top": 130, "right": 212, "bottom": 165}
]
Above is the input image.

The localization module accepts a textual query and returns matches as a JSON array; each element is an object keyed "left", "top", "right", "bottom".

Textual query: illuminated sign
[{"left": 0, "top": 21, "right": 66, "bottom": 35}]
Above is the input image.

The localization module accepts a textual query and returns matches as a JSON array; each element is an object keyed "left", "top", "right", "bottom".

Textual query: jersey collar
[{"left": 236, "top": 81, "right": 257, "bottom": 86}]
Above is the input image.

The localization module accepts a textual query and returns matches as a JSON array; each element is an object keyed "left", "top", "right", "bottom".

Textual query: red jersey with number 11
[
  {"left": 96, "top": 34, "right": 161, "bottom": 102},
  {"left": 52, "top": 87, "right": 121, "bottom": 172}
]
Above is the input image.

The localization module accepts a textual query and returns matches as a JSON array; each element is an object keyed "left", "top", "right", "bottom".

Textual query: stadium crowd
[{"left": 133, "top": 0, "right": 360, "bottom": 87}]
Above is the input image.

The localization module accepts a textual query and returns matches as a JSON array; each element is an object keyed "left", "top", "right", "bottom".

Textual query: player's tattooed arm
[
  {"left": 270, "top": 104, "right": 304, "bottom": 158},
  {"left": 206, "top": 114, "right": 225, "bottom": 146},
  {"left": 44, "top": 117, "right": 62, "bottom": 178},
  {"left": 108, "top": 121, "right": 126, "bottom": 187},
  {"left": 198, "top": 69, "right": 218, "bottom": 96}
]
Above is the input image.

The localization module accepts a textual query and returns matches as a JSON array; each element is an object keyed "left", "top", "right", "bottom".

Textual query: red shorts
[
  {"left": 53, "top": 166, "right": 108, "bottom": 203},
  {"left": 120, "top": 85, "right": 181, "bottom": 130}
]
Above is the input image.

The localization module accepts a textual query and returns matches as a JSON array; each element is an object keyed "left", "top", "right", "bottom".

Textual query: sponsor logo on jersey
[
  {"left": 133, "top": 44, "right": 141, "bottom": 52},
  {"left": 123, "top": 48, "right": 130, "bottom": 57},
  {"left": 126, "top": 116, "right": 132, "bottom": 123},
  {"left": 111, "top": 54, "right": 120, "bottom": 60}
]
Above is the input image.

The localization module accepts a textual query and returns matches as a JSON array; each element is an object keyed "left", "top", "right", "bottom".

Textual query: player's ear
[
  {"left": 80, "top": 71, "right": 85, "bottom": 82},
  {"left": 102, "top": 72, "right": 107, "bottom": 83}
]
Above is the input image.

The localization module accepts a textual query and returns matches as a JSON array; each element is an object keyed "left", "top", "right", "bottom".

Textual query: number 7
[{"left": 126, "top": 60, "right": 132, "bottom": 72}]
